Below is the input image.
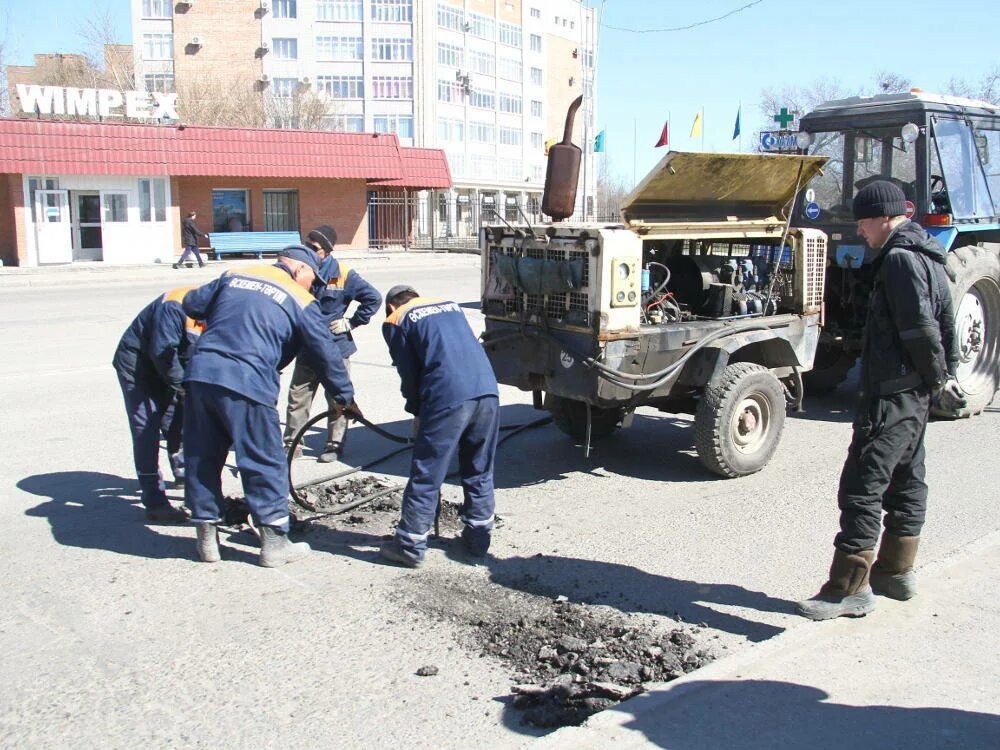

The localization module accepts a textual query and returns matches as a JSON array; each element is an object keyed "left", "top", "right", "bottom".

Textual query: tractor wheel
[
  {"left": 803, "top": 343, "right": 858, "bottom": 394},
  {"left": 937, "top": 244, "right": 1000, "bottom": 418},
  {"left": 545, "top": 395, "right": 622, "bottom": 441},
  {"left": 694, "top": 363, "right": 786, "bottom": 478}
]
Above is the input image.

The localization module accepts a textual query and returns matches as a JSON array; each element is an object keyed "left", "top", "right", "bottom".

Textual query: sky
[{"left": 3, "top": 0, "right": 999, "bottom": 186}]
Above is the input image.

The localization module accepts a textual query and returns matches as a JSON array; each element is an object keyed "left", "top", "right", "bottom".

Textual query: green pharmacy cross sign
[{"left": 773, "top": 107, "right": 796, "bottom": 129}]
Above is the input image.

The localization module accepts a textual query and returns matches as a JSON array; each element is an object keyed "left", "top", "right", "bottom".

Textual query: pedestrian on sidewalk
[
  {"left": 379, "top": 285, "right": 500, "bottom": 568},
  {"left": 112, "top": 286, "right": 204, "bottom": 523},
  {"left": 283, "top": 225, "right": 381, "bottom": 463},
  {"left": 174, "top": 211, "right": 209, "bottom": 269},
  {"left": 181, "top": 245, "right": 361, "bottom": 567},
  {"left": 798, "top": 181, "right": 966, "bottom": 621}
]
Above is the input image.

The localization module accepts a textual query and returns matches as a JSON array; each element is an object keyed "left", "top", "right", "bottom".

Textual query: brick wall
[
  {"left": 172, "top": 0, "right": 264, "bottom": 88},
  {"left": 173, "top": 177, "right": 369, "bottom": 250}
]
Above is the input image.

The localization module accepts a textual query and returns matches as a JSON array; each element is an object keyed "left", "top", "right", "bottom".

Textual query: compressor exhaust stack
[{"left": 541, "top": 95, "right": 583, "bottom": 222}]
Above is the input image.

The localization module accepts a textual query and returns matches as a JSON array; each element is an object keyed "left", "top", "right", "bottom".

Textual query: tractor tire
[
  {"left": 694, "top": 363, "right": 786, "bottom": 478},
  {"left": 545, "top": 395, "right": 622, "bottom": 441},
  {"left": 937, "top": 244, "right": 1000, "bottom": 418},
  {"left": 803, "top": 343, "right": 858, "bottom": 394}
]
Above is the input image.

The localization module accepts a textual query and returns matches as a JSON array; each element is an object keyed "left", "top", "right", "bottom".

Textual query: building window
[
  {"left": 438, "top": 42, "right": 462, "bottom": 67},
  {"left": 530, "top": 132, "right": 543, "bottom": 149},
  {"left": 438, "top": 117, "right": 464, "bottom": 142},
  {"left": 470, "top": 154, "right": 495, "bottom": 177},
  {"left": 144, "top": 73, "right": 175, "bottom": 94},
  {"left": 529, "top": 34, "right": 542, "bottom": 52},
  {"left": 498, "top": 158, "right": 523, "bottom": 181},
  {"left": 316, "top": 36, "right": 363, "bottom": 60},
  {"left": 437, "top": 79, "right": 463, "bottom": 103},
  {"left": 532, "top": 163, "right": 545, "bottom": 180},
  {"left": 530, "top": 67, "right": 542, "bottom": 86},
  {"left": 142, "top": 33, "right": 173, "bottom": 60},
  {"left": 371, "top": 38, "right": 412, "bottom": 61},
  {"left": 374, "top": 114, "right": 414, "bottom": 138},
  {"left": 138, "top": 179, "right": 167, "bottom": 222},
  {"left": 530, "top": 99, "right": 542, "bottom": 117},
  {"left": 263, "top": 190, "right": 299, "bottom": 232},
  {"left": 272, "top": 77, "right": 299, "bottom": 97},
  {"left": 467, "top": 12, "right": 494, "bottom": 40},
  {"left": 272, "top": 38, "right": 298, "bottom": 59},
  {"left": 469, "top": 121, "right": 495, "bottom": 143},
  {"left": 273, "top": 0, "right": 297, "bottom": 18},
  {"left": 317, "top": 75, "right": 364, "bottom": 99},
  {"left": 467, "top": 50, "right": 494, "bottom": 76},
  {"left": 371, "top": 75, "right": 413, "bottom": 99},
  {"left": 498, "top": 22, "right": 521, "bottom": 47},
  {"left": 499, "top": 127, "right": 521, "bottom": 146},
  {"left": 530, "top": 7, "right": 541, "bottom": 18},
  {"left": 583, "top": 49, "right": 595, "bottom": 68},
  {"left": 212, "top": 189, "right": 249, "bottom": 232},
  {"left": 469, "top": 89, "right": 495, "bottom": 110},
  {"left": 141, "top": 0, "right": 172, "bottom": 18},
  {"left": 102, "top": 193, "right": 128, "bottom": 223},
  {"left": 27, "top": 177, "right": 59, "bottom": 221},
  {"left": 316, "top": 0, "right": 362, "bottom": 21},
  {"left": 325, "top": 114, "right": 365, "bottom": 132},
  {"left": 437, "top": 3, "right": 463, "bottom": 31},
  {"left": 371, "top": 0, "right": 412, "bottom": 22},
  {"left": 497, "top": 58, "right": 522, "bottom": 82},
  {"left": 499, "top": 93, "right": 522, "bottom": 114}
]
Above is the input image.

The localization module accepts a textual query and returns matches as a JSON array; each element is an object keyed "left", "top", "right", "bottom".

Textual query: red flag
[{"left": 655, "top": 121, "right": 669, "bottom": 148}]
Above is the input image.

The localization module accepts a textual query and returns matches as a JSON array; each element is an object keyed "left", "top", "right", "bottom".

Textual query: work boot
[
  {"left": 460, "top": 526, "right": 491, "bottom": 559},
  {"left": 379, "top": 538, "right": 423, "bottom": 568},
  {"left": 258, "top": 525, "right": 310, "bottom": 568},
  {"left": 195, "top": 522, "right": 221, "bottom": 563},
  {"left": 172, "top": 262, "right": 180, "bottom": 269},
  {"left": 797, "top": 548, "right": 876, "bottom": 621},
  {"left": 318, "top": 443, "right": 342, "bottom": 464},
  {"left": 168, "top": 451, "right": 185, "bottom": 486},
  {"left": 871, "top": 534, "right": 919, "bottom": 600},
  {"left": 144, "top": 502, "right": 189, "bottom": 524}
]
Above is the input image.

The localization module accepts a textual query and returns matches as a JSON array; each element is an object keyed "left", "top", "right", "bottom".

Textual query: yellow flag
[
  {"left": 544, "top": 137, "right": 558, "bottom": 155},
  {"left": 690, "top": 110, "right": 703, "bottom": 139}
]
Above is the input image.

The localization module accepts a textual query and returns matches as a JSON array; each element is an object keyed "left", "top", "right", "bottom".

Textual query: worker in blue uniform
[
  {"left": 181, "top": 245, "right": 360, "bottom": 567},
  {"left": 283, "top": 225, "right": 382, "bottom": 463},
  {"left": 379, "top": 285, "right": 500, "bottom": 567},
  {"left": 113, "top": 286, "right": 204, "bottom": 523}
]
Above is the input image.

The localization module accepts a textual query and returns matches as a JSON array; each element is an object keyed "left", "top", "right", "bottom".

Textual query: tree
[
  {"left": 945, "top": 66, "right": 1000, "bottom": 105},
  {"left": 594, "top": 153, "right": 631, "bottom": 221}
]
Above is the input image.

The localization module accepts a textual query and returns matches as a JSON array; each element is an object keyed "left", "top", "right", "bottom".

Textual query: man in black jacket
[
  {"left": 175, "top": 211, "right": 209, "bottom": 269},
  {"left": 798, "top": 181, "right": 966, "bottom": 621}
]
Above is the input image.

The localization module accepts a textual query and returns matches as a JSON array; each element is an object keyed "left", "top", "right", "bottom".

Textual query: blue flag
[
  {"left": 733, "top": 106, "right": 741, "bottom": 140},
  {"left": 594, "top": 130, "right": 606, "bottom": 153}
]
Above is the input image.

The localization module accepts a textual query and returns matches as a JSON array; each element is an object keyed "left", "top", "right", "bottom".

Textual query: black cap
[
  {"left": 386, "top": 284, "right": 418, "bottom": 301},
  {"left": 852, "top": 180, "right": 908, "bottom": 220},
  {"left": 307, "top": 225, "right": 337, "bottom": 254},
  {"left": 278, "top": 244, "right": 326, "bottom": 284}
]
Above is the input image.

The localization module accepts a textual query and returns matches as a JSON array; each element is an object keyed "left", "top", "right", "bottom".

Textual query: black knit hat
[
  {"left": 852, "top": 181, "right": 908, "bottom": 220},
  {"left": 307, "top": 225, "right": 337, "bottom": 253}
]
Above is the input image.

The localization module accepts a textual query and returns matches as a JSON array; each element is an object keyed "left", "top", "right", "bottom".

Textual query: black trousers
[{"left": 835, "top": 386, "right": 931, "bottom": 553}]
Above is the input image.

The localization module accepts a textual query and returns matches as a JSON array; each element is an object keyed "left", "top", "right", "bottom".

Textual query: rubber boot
[
  {"left": 196, "top": 522, "right": 221, "bottom": 563},
  {"left": 797, "top": 548, "right": 876, "bottom": 621},
  {"left": 259, "top": 525, "right": 310, "bottom": 568},
  {"left": 870, "top": 534, "right": 919, "bottom": 600},
  {"left": 145, "top": 501, "right": 189, "bottom": 524}
]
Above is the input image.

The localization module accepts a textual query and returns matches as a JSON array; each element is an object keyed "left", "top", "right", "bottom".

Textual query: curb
[{"left": 530, "top": 529, "right": 1000, "bottom": 748}]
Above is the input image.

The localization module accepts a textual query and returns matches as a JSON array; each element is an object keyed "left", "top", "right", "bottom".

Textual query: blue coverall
[
  {"left": 383, "top": 298, "right": 500, "bottom": 559},
  {"left": 112, "top": 286, "right": 203, "bottom": 509},
  {"left": 181, "top": 263, "right": 353, "bottom": 531}
]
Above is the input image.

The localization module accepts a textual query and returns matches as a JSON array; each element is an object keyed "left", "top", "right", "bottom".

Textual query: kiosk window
[
  {"left": 103, "top": 193, "right": 128, "bottom": 222},
  {"left": 139, "top": 179, "right": 167, "bottom": 222},
  {"left": 212, "top": 189, "right": 249, "bottom": 232}
]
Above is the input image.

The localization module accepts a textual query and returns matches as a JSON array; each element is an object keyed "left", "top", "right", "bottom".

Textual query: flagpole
[
  {"left": 633, "top": 118, "right": 637, "bottom": 187},
  {"left": 701, "top": 107, "right": 705, "bottom": 152},
  {"left": 738, "top": 100, "right": 743, "bottom": 152}
]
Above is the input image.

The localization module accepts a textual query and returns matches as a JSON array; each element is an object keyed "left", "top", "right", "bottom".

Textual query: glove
[
  {"left": 343, "top": 401, "right": 364, "bottom": 421},
  {"left": 935, "top": 378, "right": 968, "bottom": 412},
  {"left": 329, "top": 318, "right": 352, "bottom": 335}
]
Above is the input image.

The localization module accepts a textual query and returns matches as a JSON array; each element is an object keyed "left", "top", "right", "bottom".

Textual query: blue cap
[{"left": 278, "top": 244, "right": 326, "bottom": 285}]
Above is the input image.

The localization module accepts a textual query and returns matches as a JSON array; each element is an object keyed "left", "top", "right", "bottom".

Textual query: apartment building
[{"left": 131, "top": 0, "right": 598, "bottom": 237}]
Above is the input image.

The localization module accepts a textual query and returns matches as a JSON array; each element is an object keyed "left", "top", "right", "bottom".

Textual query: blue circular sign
[{"left": 804, "top": 202, "right": 821, "bottom": 220}]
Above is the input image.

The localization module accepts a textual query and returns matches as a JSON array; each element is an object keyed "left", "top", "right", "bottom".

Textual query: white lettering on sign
[
  {"left": 228, "top": 277, "right": 289, "bottom": 306},
  {"left": 15, "top": 84, "right": 179, "bottom": 120},
  {"left": 407, "top": 301, "right": 460, "bottom": 323}
]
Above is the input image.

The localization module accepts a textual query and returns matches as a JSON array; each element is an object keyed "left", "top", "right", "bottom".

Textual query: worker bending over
[
  {"left": 380, "top": 285, "right": 500, "bottom": 567},
  {"left": 113, "top": 286, "right": 203, "bottom": 523},
  {"left": 182, "top": 246, "right": 360, "bottom": 567},
  {"left": 283, "top": 225, "right": 381, "bottom": 462}
]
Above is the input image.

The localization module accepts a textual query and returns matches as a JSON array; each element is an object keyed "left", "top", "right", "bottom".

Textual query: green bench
[{"left": 208, "top": 231, "right": 302, "bottom": 260}]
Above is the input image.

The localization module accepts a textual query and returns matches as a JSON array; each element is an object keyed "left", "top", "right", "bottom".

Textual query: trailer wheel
[
  {"left": 545, "top": 395, "right": 622, "bottom": 441},
  {"left": 936, "top": 244, "right": 1000, "bottom": 418},
  {"left": 802, "top": 343, "right": 857, "bottom": 394},
  {"left": 695, "top": 363, "right": 786, "bottom": 478}
]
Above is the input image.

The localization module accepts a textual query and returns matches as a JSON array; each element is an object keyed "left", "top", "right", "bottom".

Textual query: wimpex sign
[{"left": 15, "top": 84, "right": 179, "bottom": 120}]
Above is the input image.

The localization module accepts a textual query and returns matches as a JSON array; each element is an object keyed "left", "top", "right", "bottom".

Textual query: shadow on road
[
  {"left": 18, "top": 470, "right": 256, "bottom": 564},
  {"left": 486, "top": 554, "right": 792, "bottom": 643},
  {"left": 578, "top": 679, "right": 1000, "bottom": 749}
]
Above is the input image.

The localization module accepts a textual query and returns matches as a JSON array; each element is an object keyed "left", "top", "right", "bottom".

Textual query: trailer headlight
[
  {"left": 795, "top": 131, "right": 814, "bottom": 150},
  {"left": 901, "top": 122, "right": 920, "bottom": 144}
]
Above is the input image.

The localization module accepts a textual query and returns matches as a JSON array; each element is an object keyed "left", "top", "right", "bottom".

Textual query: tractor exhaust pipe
[{"left": 541, "top": 95, "right": 583, "bottom": 222}]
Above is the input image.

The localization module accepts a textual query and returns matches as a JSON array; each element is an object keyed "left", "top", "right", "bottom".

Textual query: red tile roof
[{"left": 0, "top": 118, "right": 451, "bottom": 188}]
